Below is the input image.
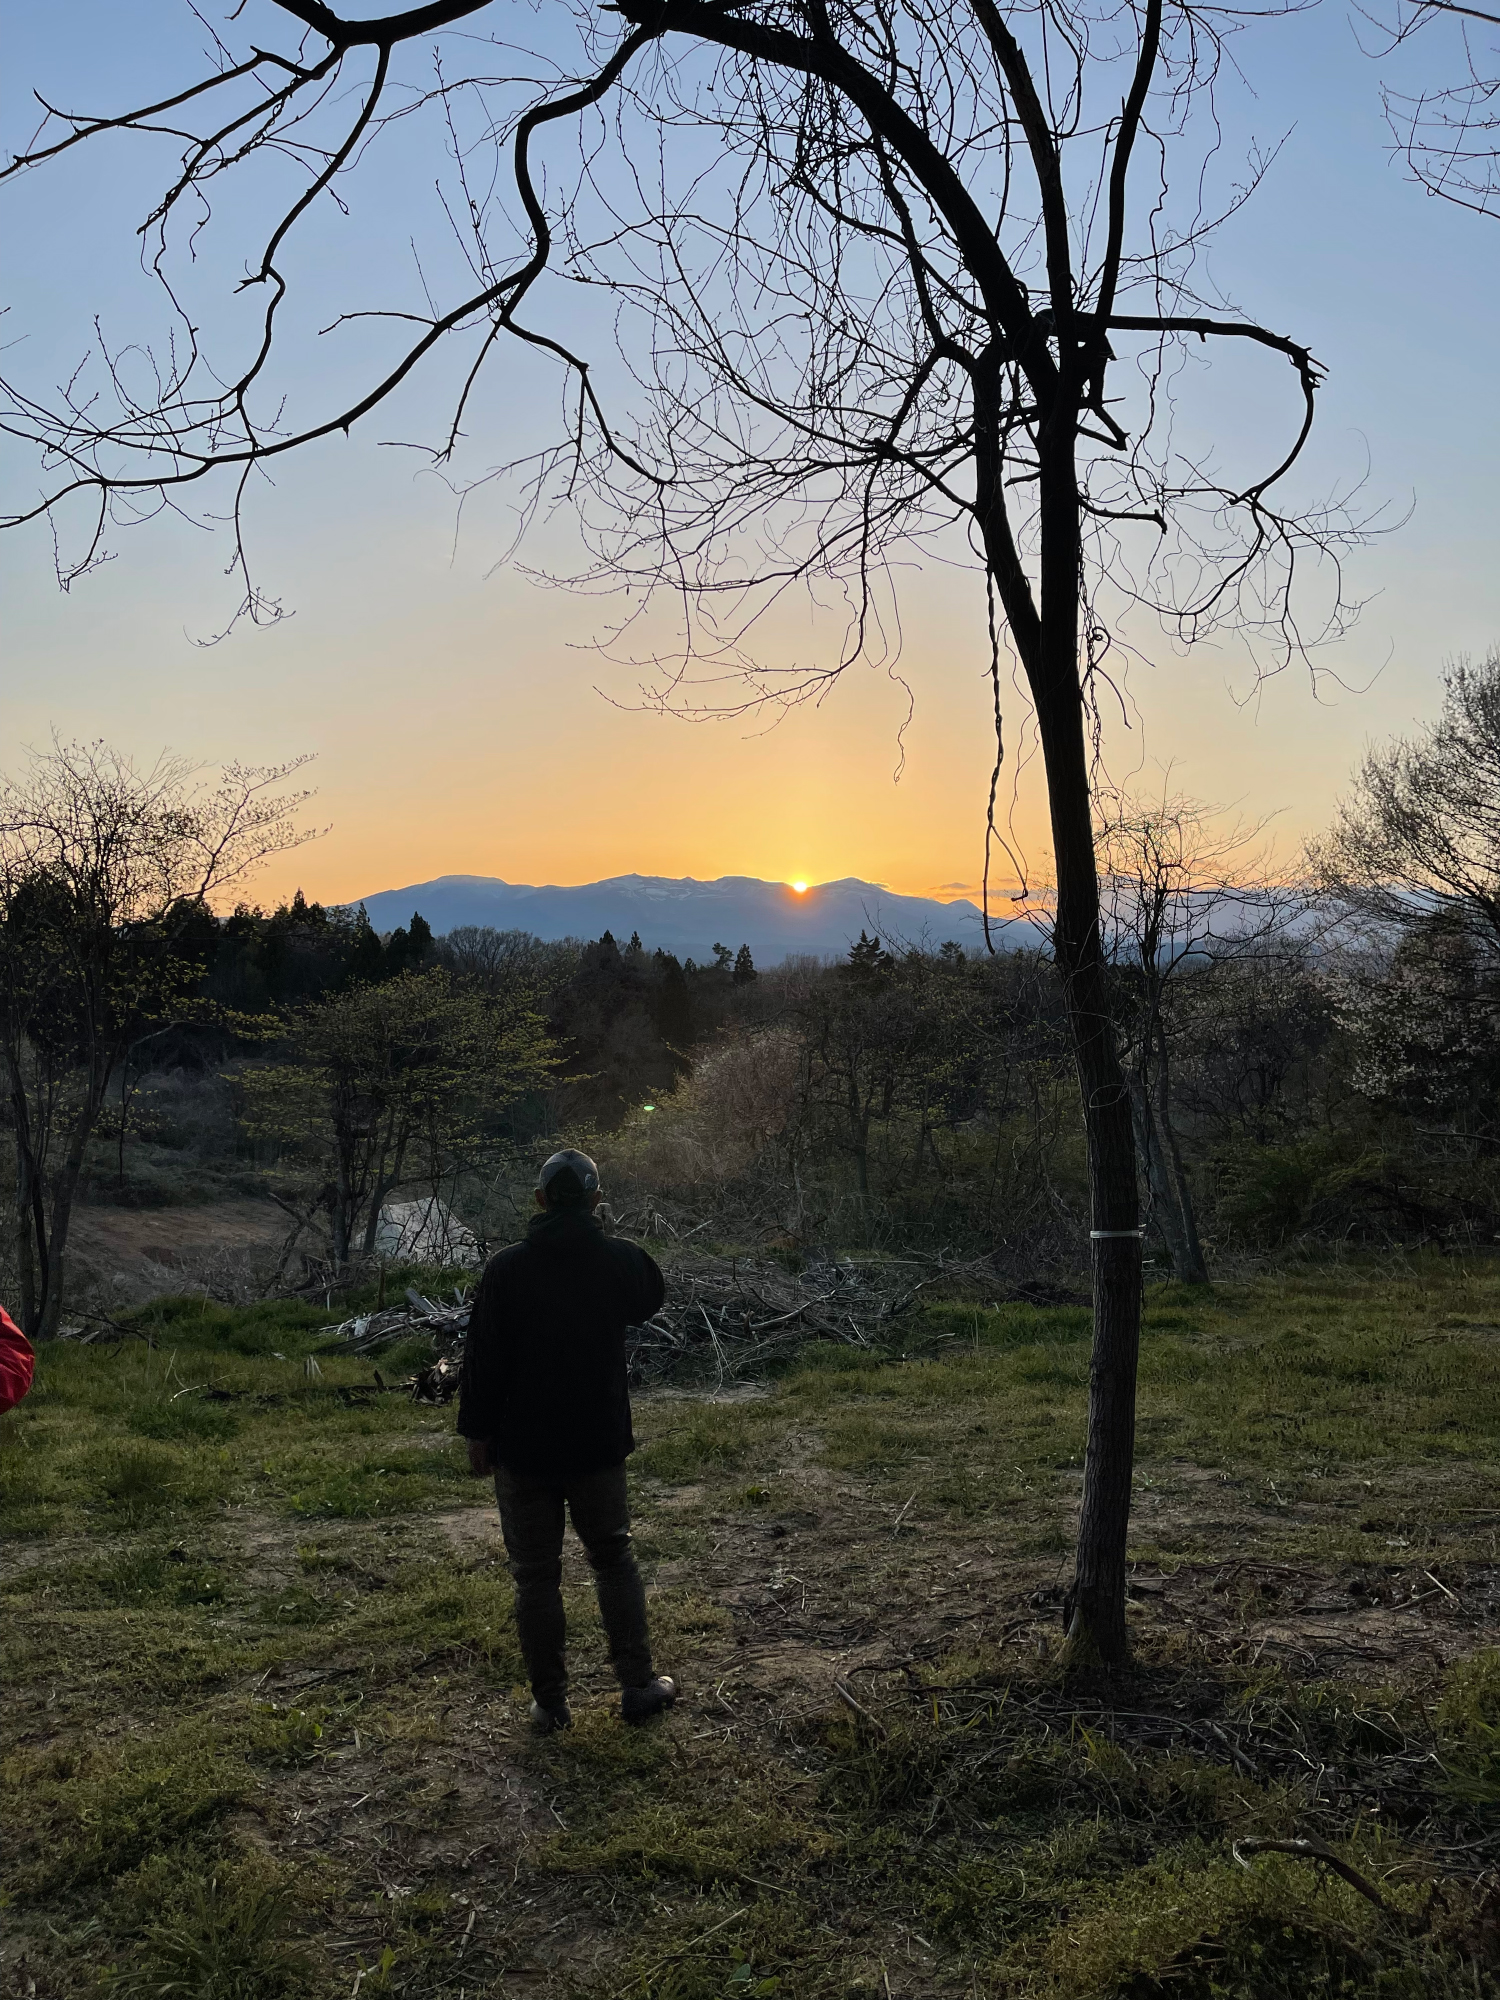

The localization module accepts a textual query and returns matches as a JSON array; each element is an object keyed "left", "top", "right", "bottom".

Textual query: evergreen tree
[
  {"left": 346, "top": 907, "right": 386, "bottom": 986},
  {"left": 732, "top": 943, "right": 757, "bottom": 985},
  {"left": 653, "top": 952, "right": 692, "bottom": 1045},
  {"left": 711, "top": 941, "right": 734, "bottom": 974},
  {"left": 384, "top": 909, "right": 434, "bottom": 978},
  {"left": 278, "top": 888, "right": 329, "bottom": 927},
  {"left": 208, "top": 891, "right": 364, "bottom": 1010},
  {"left": 845, "top": 931, "right": 893, "bottom": 981}
]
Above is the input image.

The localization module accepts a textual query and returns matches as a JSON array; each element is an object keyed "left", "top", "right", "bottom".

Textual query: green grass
[
  {"left": 0, "top": 1300, "right": 470, "bottom": 1536},
  {"left": 4, "top": 1257, "right": 1500, "bottom": 1996},
  {"left": 104, "top": 1860, "right": 319, "bottom": 2000},
  {"left": 767, "top": 1269, "right": 1500, "bottom": 1548}
]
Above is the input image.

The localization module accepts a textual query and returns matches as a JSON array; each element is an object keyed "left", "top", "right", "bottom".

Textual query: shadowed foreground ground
[{"left": 3, "top": 1258, "right": 1499, "bottom": 1996}]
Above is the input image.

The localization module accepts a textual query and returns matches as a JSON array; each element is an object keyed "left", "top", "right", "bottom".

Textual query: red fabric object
[{"left": 0, "top": 1305, "right": 36, "bottom": 1414}]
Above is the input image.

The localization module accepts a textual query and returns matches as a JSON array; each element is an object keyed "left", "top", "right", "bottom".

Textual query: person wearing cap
[{"left": 457, "top": 1148, "right": 675, "bottom": 1732}]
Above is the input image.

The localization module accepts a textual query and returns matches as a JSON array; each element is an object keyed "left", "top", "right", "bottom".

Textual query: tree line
[
  {"left": 5, "top": 652, "right": 1500, "bottom": 1677},
  {"left": 0, "top": 739, "right": 784, "bottom": 1335},
  {"left": 8, "top": 656, "right": 1500, "bottom": 1348}
]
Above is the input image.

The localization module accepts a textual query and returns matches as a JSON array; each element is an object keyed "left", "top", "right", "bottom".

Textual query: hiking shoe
[
  {"left": 621, "top": 1676, "right": 677, "bottom": 1724},
  {"left": 529, "top": 1698, "right": 572, "bottom": 1735}
]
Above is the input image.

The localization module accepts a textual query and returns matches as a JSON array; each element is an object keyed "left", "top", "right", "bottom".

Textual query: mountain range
[{"left": 351, "top": 873, "right": 1028, "bottom": 962}]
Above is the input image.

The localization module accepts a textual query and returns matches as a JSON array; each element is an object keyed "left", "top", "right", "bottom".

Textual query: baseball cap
[{"left": 537, "top": 1148, "right": 601, "bottom": 1205}]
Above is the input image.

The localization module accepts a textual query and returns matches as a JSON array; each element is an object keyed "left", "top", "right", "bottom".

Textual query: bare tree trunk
[
  {"left": 1153, "top": 1037, "right": 1208, "bottom": 1284},
  {"left": 1007, "top": 400, "right": 1143, "bottom": 1669},
  {"left": 118, "top": 1054, "right": 133, "bottom": 1189},
  {"left": 15, "top": 1164, "right": 47, "bottom": 1338},
  {"left": 6, "top": 1069, "right": 47, "bottom": 1337},
  {"left": 1130, "top": 1081, "right": 1200, "bottom": 1280},
  {"left": 361, "top": 1111, "right": 412, "bottom": 1256},
  {"left": 6, "top": 1053, "right": 102, "bottom": 1340},
  {"left": 39, "top": 1063, "right": 113, "bottom": 1339},
  {"left": 360, "top": 1165, "right": 402, "bottom": 1256},
  {"left": 329, "top": 1092, "right": 363, "bottom": 1268},
  {"left": 846, "top": 1076, "right": 871, "bottom": 1198},
  {"left": 1053, "top": 879, "right": 1143, "bottom": 1667},
  {"left": 360, "top": 1194, "right": 386, "bottom": 1259},
  {"left": 40, "top": 1185, "right": 79, "bottom": 1342},
  {"left": 5, "top": 1068, "right": 124, "bottom": 1339},
  {"left": 331, "top": 1147, "right": 354, "bottom": 1268}
]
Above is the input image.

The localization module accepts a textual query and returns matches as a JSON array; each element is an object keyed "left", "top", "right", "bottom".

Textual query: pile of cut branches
[
  {"left": 312, "top": 1251, "right": 1080, "bottom": 1390},
  {"left": 317, "top": 1287, "right": 473, "bottom": 1357},
  {"left": 623, "top": 1248, "right": 1067, "bottom": 1383},
  {"left": 627, "top": 1255, "right": 893, "bottom": 1385}
]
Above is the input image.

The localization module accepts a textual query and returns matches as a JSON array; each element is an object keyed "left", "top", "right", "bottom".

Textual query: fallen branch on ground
[{"left": 1233, "top": 1836, "right": 1395, "bottom": 1914}]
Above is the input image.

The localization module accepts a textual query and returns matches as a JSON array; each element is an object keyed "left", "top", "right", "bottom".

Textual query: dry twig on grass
[
  {"left": 1233, "top": 1837, "right": 1393, "bottom": 1914},
  {"left": 318, "top": 1286, "right": 473, "bottom": 1356}
]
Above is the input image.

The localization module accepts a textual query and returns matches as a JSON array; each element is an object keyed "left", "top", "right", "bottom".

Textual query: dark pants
[{"left": 493, "top": 1460, "right": 653, "bottom": 1707}]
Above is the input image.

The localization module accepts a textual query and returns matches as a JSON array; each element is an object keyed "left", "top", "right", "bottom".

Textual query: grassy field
[{"left": 3, "top": 1256, "right": 1499, "bottom": 1998}]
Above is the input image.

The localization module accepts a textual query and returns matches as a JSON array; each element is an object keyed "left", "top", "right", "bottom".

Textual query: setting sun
[{"left": 792, "top": 880, "right": 808, "bottom": 893}]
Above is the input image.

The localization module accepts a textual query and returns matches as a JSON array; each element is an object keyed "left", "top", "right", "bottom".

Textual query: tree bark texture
[
  {"left": 987, "top": 394, "right": 1144, "bottom": 1667},
  {"left": 6, "top": 1064, "right": 45, "bottom": 1336},
  {"left": 1048, "top": 778, "right": 1143, "bottom": 1668}
]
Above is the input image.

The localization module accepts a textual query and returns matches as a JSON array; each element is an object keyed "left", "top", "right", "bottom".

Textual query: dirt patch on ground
[
  {"left": 631, "top": 1455, "right": 1499, "bottom": 1694},
  {"left": 434, "top": 1503, "right": 506, "bottom": 1555},
  {"left": 70, "top": 1199, "right": 287, "bottom": 1265},
  {"left": 67, "top": 1199, "right": 290, "bottom": 1305},
  {"left": 1135, "top": 1553, "right": 1500, "bottom": 1670}
]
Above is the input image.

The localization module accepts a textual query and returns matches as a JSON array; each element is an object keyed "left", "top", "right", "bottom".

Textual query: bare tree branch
[{"left": 2, "top": 0, "right": 1369, "bottom": 1661}]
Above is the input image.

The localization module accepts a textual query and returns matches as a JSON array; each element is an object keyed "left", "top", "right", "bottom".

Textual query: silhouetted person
[{"left": 458, "top": 1149, "right": 674, "bottom": 1731}]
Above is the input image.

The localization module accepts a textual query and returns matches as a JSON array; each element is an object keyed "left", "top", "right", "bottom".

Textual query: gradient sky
[{"left": 3, "top": 1, "right": 1497, "bottom": 912}]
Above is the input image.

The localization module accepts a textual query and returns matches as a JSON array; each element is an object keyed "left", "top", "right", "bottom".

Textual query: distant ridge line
[{"left": 345, "top": 871, "right": 1025, "bottom": 962}]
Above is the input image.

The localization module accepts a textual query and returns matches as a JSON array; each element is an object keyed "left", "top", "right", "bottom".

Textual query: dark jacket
[{"left": 457, "top": 1207, "right": 665, "bottom": 1476}]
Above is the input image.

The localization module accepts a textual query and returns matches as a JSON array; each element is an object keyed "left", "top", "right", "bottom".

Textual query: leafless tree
[
  {"left": 439, "top": 927, "right": 584, "bottom": 1001},
  {"left": 1096, "top": 785, "right": 1310, "bottom": 1284},
  {"left": 1367, "top": 0, "right": 1500, "bottom": 219},
  {"left": 0, "top": 742, "right": 315, "bottom": 1338},
  {"left": 1, "top": 0, "right": 1362, "bottom": 1660},
  {"left": 1315, "top": 648, "right": 1500, "bottom": 949}
]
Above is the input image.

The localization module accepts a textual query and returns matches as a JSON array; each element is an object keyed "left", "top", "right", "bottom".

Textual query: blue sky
[{"left": 2, "top": 0, "right": 1496, "bottom": 908}]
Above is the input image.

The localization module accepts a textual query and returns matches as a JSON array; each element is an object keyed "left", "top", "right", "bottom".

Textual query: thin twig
[
  {"left": 1232, "top": 1837, "right": 1391, "bottom": 1913},
  {"left": 834, "top": 1680, "right": 889, "bottom": 1737}
]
